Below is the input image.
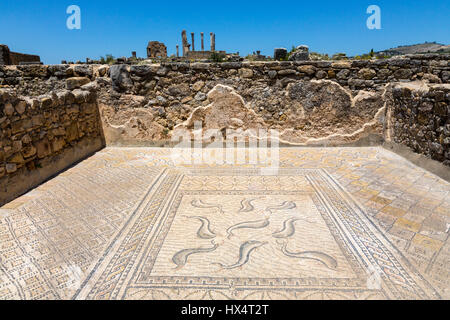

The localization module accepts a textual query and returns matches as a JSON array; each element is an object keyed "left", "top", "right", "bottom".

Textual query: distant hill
[{"left": 377, "top": 42, "right": 450, "bottom": 57}]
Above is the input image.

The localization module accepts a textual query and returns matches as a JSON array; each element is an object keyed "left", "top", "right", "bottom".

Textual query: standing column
[
  {"left": 176, "top": 45, "right": 179, "bottom": 57},
  {"left": 201, "top": 32, "right": 204, "bottom": 51},
  {"left": 210, "top": 32, "right": 215, "bottom": 52},
  {"left": 182, "top": 30, "right": 190, "bottom": 56},
  {"left": 191, "top": 32, "right": 195, "bottom": 51}
]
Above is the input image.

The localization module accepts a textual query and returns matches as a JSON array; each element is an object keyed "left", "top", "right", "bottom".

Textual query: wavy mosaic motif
[
  {"left": 191, "top": 199, "right": 224, "bottom": 214},
  {"left": 239, "top": 198, "right": 259, "bottom": 213},
  {"left": 172, "top": 241, "right": 219, "bottom": 269},
  {"left": 226, "top": 218, "right": 270, "bottom": 239},
  {"left": 186, "top": 216, "right": 216, "bottom": 239},
  {"left": 272, "top": 218, "right": 300, "bottom": 238},
  {"left": 278, "top": 241, "right": 338, "bottom": 270},
  {"left": 213, "top": 241, "right": 267, "bottom": 269},
  {"left": 266, "top": 201, "right": 297, "bottom": 214}
]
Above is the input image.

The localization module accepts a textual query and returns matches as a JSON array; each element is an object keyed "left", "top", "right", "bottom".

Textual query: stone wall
[
  {"left": 0, "top": 45, "right": 41, "bottom": 65},
  {"left": 1, "top": 54, "right": 447, "bottom": 93},
  {"left": 0, "top": 85, "right": 105, "bottom": 205},
  {"left": 9, "top": 51, "right": 41, "bottom": 65},
  {"left": 0, "top": 54, "right": 448, "bottom": 172},
  {"left": 97, "top": 55, "right": 448, "bottom": 147},
  {"left": 386, "top": 82, "right": 450, "bottom": 166}
]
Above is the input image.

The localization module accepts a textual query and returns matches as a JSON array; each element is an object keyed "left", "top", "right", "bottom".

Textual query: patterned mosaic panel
[{"left": 74, "top": 168, "right": 440, "bottom": 300}]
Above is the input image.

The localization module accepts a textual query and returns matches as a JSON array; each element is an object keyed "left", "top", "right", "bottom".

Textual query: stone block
[
  {"left": 239, "top": 68, "right": 254, "bottom": 78},
  {"left": 274, "top": 48, "right": 287, "bottom": 61},
  {"left": 192, "top": 81, "right": 205, "bottom": 92},
  {"left": 4, "top": 102, "right": 14, "bottom": 116},
  {"left": 40, "top": 97, "right": 53, "bottom": 108},
  {"left": 358, "top": 68, "right": 377, "bottom": 80},
  {"left": 394, "top": 69, "right": 413, "bottom": 80},
  {"left": 22, "top": 145, "right": 36, "bottom": 158},
  {"left": 278, "top": 69, "right": 296, "bottom": 76},
  {"left": 110, "top": 64, "right": 132, "bottom": 92},
  {"left": 5, "top": 163, "right": 16, "bottom": 173},
  {"left": 73, "top": 65, "right": 93, "bottom": 78},
  {"left": 66, "top": 122, "right": 79, "bottom": 142},
  {"left": 11, "top": 119, "right": 32, "bottom": 134},
  {"left": 288, "top": 45, "right": 310, "bottom": 61},
  {"left": 36, "top": 138, "right": 51, "bottom": 158},
  {"left": 297, "top": 65, "right": 316, "bottom": 75},
  {"left": 67, "top": 77, "right": 90, "bottom": 90},
  {"left": 268, "top": 70, "right": 277, "bottom": 79},
  {"left": 15, "top": 100, "right": 27, "bottom": 114},
  {"left": 331, "top": 61, "right": 352, "bottom": 69},
  {"left": 8, "top": 152, "right": 25, "bottom": 164},
  {"left": 31, "top": 115, "right": 44, "bottom": 127},
  {"left": 52, "top": 137, "right": 66, "bottom": 152}
]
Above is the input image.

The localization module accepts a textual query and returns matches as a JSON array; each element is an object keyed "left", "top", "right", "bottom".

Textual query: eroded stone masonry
[
  {"left": 0, "top": 83, "right": 104, "bottom": 204},
  {"left": 0, "top": 54, "right": 449, "bottom": 204}
]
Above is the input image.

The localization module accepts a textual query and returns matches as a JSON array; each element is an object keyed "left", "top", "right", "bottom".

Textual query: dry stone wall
[
  {"left": 386, "top": 82, "right": 450, "bottom": 166},
  {"left": 0, "top": 85, "right": 104, "bottom": 205}
]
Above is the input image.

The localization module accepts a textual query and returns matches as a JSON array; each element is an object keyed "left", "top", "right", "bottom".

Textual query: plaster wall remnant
[{"left": 147, "top": 41, "right": 167, "bottom": 58}]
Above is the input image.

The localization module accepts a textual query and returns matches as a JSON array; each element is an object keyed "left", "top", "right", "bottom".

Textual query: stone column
[
  {"left": 201, "top": 32, "right": 204, "bottom": 51},
  {"left": 176, "top": 45, "right": 179, "bottom": 57},
  {"left": 131, "top": 51, "right": 137, "bottom": 58},
  {"left": 191, "top": 32, "right": 195, "bottom": 51},
  {"left": 210, "top": 32, "right": 215, "bottom": 52},
  {"left": 182, "top": 30, "right": 190, "bottom": 56},
  {"left": 0, "top": 44, "right": 11, "bottom": 65}
]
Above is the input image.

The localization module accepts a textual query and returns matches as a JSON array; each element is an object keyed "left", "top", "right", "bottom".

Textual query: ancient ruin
[
  {"left": 274, "top": 48, "right": 288, "bottom": 61},
  {"left": 146, "top": 41, "right": 167, "bottom": 58},
  {"left": 289, "top": 45, "right": 310, "bottom": 61},
  {"left": 177, "top": 30, "right": 230, "bottom": 60},
  {"left": 0, "top": 33, "right": 449, "bottom": 302},
  {"left": 0, "top": 44, "right": 41, "bottom": 65}
]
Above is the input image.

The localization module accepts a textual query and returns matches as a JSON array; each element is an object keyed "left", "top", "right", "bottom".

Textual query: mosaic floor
[{"left": 0, "top": 147, "right": 448, "bottom": 300}]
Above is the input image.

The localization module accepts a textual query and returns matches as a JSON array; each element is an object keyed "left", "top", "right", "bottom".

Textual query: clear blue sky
[{"left": 1, "top": 0, "right": 449, "bottom": 64}]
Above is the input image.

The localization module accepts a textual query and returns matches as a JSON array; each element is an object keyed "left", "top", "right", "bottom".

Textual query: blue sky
[{"left": 1, "top": 0, "right": 449, "bottom": 64}]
